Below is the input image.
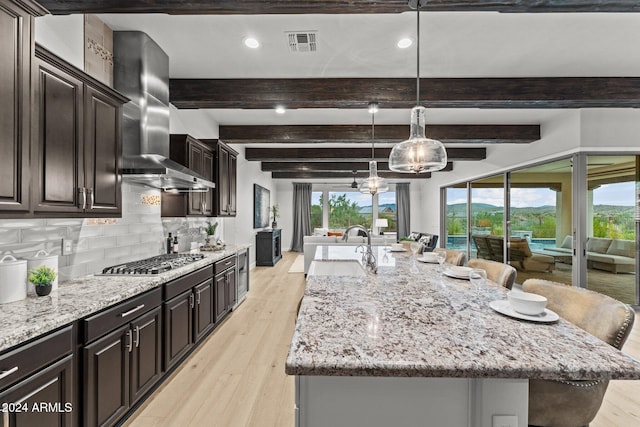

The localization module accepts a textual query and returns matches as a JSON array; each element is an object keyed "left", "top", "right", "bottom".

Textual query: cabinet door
[
  {"left": 202, "top": 149, "right": 214, "bottom": 216},
  {"left": 0, "top": 355, "right": 73, "bottom": 427},
  {"left": 0, "top": 1, "right": 31, "bottom": 212},
  {"left": 226, "top": 269, "right": 237, "bottom": 310},
  {"left": 163, "top": 290, "right": 193, "bottom": 371},
  {"left": 84, "top": 325, "right": 131, "bottom": 427},
  {"left": 228, "top": 153, "right": 237, "bottom": 216},
  {"left": 130, "top": 307, "right": 162, "bottom": 405},
  {"left": 187, "top": 141, "right": 203, "bottom": 215},
  {"left": 214, "top": 273, "right": 227, "bottom": 322},
  {"left": 84, "top": 85, "right": 122, "bottom": 215},
  {"left": 218, "top": 147, "right": 230, "bottom": 215},
  {"left": 31, "top": 58, "right": 84, "bottom": 214},
  {"left": 194, "top": 279, "right": 214, "bottom": 342}
]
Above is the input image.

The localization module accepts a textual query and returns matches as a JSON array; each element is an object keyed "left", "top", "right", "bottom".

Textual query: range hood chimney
[{"left": 114, "top": 31, "right": 215, "bottom": 191}]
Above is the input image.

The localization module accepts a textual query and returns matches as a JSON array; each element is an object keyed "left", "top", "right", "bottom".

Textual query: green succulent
[
  {"left": 205, "top": 221, "right": 218, "bottom": 236},
  {"left": 271, "top": 204, "right": 279, "bottom": 220},
  {"left": 28, "top": 265, "right": 57, "bottom": 286}
]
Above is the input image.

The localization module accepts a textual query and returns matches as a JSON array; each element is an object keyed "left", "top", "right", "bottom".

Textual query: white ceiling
[{"left": 98, "top": 12, "right": 640, "bottom": 128}]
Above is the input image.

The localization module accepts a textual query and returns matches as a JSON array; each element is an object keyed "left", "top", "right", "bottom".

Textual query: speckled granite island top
[
  {"left": 0, "top": 244, "right": 250, "bottom": 353},
  {"left": 286, "top": 246, "right": 640, "bottom": 381}
]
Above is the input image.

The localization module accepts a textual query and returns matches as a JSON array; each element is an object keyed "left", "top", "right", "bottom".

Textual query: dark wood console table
[{"left": 256, "top": 229, "right": 282, "bottom": 266}]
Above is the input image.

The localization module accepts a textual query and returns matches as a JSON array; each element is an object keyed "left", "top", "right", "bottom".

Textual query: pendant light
[
  {"left": 388, "top": 0, "right": 447, "bottom": 174},
  {"left": 359, "top": 102, "right": 389, "bottom": 195}
]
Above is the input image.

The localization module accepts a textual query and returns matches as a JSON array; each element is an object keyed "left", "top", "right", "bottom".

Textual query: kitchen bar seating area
[{"left": 2, "top": 0, "right": 640, "bottom": 426}]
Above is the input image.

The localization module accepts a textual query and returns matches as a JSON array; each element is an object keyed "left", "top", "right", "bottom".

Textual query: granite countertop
[
  {"left": 286, "top": 246, "right": 640, "bottom": 381},
  {"left": 0, "top": 244, "right": 250, "bottom": 353}
]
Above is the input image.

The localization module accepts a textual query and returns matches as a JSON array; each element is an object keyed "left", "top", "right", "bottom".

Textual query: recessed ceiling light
[
  {"left": 244, "top": 37, "right": 260, "bottom": 49},
  {"left": 397, "top": 38, "right": 413, "bottom": 49},
  {"left": 275, "top": 106, "right": 286, "bottom": 114}
]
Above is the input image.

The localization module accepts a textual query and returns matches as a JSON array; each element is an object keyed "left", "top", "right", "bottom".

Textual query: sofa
[
  {"left": 552, "top": 236, "right": 635, "bottom": 274},
  {"left": 471, "top": 234, "right": 555, "bottom": 273}
]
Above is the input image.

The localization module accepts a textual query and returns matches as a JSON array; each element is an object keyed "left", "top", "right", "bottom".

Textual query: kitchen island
[{"left": 286, "top": 246, "right": 640, "bottom": 427}]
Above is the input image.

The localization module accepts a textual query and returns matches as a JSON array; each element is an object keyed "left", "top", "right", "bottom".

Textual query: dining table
[{"left": 286, "top": 245, "right": 640, "bottom": 427}]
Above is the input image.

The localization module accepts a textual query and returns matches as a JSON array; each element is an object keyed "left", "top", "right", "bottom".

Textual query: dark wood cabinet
[
  {"left": 211, "top": 140, "right": 238, "bottom": 217},
  {"left": 30, "top": 45, "right": 126, "bottom": 217},
  {"left": 256, "top": 229, "right": 282, "bottom": 266},
  {"left": 0, "top": 0, "right": 45, "bottom": 213},
  {"left": 0, "top": 325, "right": 74, "bottom": 427},
  {"left": 161, "top": 134, "right": 214, "bottom": 217},
  {"left": 214, "top": 256, "right": 237, "bottom": 321},
  {"left": 163, "top": 266, "right": 214, "bottom": 370},
  {"left": 82, "top": 288, "right": 162, "bottom": 427}
]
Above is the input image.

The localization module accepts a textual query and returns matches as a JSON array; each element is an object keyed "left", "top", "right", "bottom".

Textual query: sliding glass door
[
  {"left": 470, "top": 175, "right": 505, "bottom": 261},
  {"left": 585, "top": 155, "right": 638, "bottom": 305}
]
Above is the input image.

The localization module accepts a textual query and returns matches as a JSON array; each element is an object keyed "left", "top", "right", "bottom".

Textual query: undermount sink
[{"left": 307, "top": 260, "right": 366, "bottom": 277}]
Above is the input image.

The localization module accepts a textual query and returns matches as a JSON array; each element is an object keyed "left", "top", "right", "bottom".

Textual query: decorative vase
[
  {"left": 272, "top": 221, "right": 277, "bottom": 228},
  {"left": 35, "top": 284, "right": 52, "bottom": 296}
]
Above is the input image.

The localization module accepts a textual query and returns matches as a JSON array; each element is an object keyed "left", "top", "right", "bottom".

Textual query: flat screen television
[{"left": 254, "top": 184, "right": 270, "bottom": 228}]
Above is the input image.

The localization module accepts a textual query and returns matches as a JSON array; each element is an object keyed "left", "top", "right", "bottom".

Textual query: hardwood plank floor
[{"left": 124, "top": 251, "right": 640, "bottom": 427}]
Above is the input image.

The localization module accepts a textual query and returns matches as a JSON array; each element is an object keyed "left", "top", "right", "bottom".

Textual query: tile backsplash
[{"left": 0, "top": 183, "right": 219, "bottom": 281}]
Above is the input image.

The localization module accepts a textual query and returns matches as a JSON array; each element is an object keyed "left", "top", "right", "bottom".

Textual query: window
[
  {"left": 328, "top": 192, "right": 372, "bottom": 230},
  {"left": 378, "top": 191, "right": 397, "bottom": 233},
  {"left": 311, "top": 191, "right": 323, "bottom": 229}
]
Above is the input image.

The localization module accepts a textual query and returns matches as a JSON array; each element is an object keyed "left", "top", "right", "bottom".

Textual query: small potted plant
[
  {"left": 28, "top": 265, "right": 57, "bottom": 297},
  {"left": 204, "top": 221, "right": 218, "bottom": 244},
  {"left": 271, "top": 204, "right": 280, "bottom": 228}
]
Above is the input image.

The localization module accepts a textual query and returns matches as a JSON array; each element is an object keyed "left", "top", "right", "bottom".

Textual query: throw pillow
[
  {"left": 560, "top": 235, "right": 572, "bottom": 249},
  {"left": 606, "top": 239, "right": 635, "bottom": 259}
]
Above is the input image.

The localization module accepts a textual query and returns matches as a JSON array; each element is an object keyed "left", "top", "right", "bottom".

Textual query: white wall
[
  {"left": 35, "top": 15, "right": 84, "bottom": 69},
  {"left": 580, "top": 108, "right": 640, "bottom": 149}
]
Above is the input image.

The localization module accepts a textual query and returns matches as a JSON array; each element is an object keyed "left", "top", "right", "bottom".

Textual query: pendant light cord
[
  {"left": 371, "top": 109, "right": 375, "bottom": 160},
  {"left": 416, "top": 3, "right": 420, "bottom": 106}
]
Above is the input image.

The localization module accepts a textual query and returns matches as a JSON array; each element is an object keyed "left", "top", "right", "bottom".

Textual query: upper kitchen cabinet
[
  {"left": 161, "top": 134, "right": 214, "bottom": 217},
  {"left": 0, "top": 0, "right": 46, "bottom": 214},
  {"left": 31, "top": 45, "right": 127, "bottom": 217},
  {"left": 203, "top": 140, "right": 237, "bottom": 217}
]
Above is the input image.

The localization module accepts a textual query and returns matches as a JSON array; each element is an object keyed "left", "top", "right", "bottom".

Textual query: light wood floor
[{"left": 124, "top": 251, "right": 640, "bottom": 427}]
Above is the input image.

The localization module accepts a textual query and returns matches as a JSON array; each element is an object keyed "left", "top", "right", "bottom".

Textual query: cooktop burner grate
[{"left": 100, "top": 253, "right": 206, "bottom": 275}]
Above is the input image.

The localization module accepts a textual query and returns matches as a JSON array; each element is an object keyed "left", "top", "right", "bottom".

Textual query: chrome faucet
[{"left": 342, "top": 225, "right": 377, "bottom": 273}]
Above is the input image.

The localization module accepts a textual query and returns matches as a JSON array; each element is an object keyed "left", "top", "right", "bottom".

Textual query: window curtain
[
  {"left": 290, "top": 183, "right": 312, "bottom": 252},
  {"left": 396, "top": 183, "right": 411, "bottom": 240}
]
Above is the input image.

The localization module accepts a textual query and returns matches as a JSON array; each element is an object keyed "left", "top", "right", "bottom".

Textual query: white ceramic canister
[
  {"left": 25, "top": 250, "right": 59, "bottom": 295},
  {"left": 0, "top": 255, "right": 27, "bottom": 304}
]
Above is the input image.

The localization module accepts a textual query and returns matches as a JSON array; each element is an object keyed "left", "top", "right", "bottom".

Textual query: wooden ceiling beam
[
  {"left": 170, "top": 77, "right": 640, "bottom": 109},
  {"left": 261, "top": 161, "right": 454, "bottom": 172},
  {"left": 38, "top": 0, "right": 640, "bottom": 15},
  {"left": 220, "top": 124, "right": 540, "bottom": 144},
  {"left": 271, "top": 171, "right": 433, "bottom": 179},
  {"left": 245, "top": 147, "right": 485, "bottom": 162}
]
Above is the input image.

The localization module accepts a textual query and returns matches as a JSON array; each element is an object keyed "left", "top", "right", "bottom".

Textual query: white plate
[
  {"left": 389, "top": 248, "right": 406, "bottom": 252},
  {"left": 417, "top": 256, "right": 438, "bottom": 263},
  {"left": 489, "top": 300, "right": 559, "bottom": 323},
  {"left": 443, "top": 266, "right": 472, "bottom": 279}
]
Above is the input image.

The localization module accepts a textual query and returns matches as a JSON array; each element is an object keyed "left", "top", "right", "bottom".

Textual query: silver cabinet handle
[
  {"left": 121, "top": 304, "right": 145, "bottom": 318},
  {"left": 0, "top": 366, "right": 18, "bottom": 380},
  {"left": 196, "top": 290, "right": 201, "bottom": 305},
  {"left": 88, "top": 188, "right": 94, "bottom": 210},
  {"left": 79, "top": 187, "right": 87, "bottom": 210},
  {"left": 134, "top": 326, "right": 140, "bottom": 348},
  {"left": 126, "top": 329, "right": 132, "bottom": 353},
  {"left": 189, "top": 293, "right": 195, "bottom": 308}
]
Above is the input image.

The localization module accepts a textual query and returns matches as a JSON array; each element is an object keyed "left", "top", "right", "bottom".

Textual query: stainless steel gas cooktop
[{"left": 100, "top": 253, "right": 205, "bottom": 275}]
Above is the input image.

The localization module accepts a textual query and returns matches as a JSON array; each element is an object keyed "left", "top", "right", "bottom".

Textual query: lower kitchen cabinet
[
  {"left": 214, "top": 256, "right": 237, "bottom": 322},
  {"left": 0, "top": 325, "right": 75, "bottom": 427},
  {"left": 82, "top": 288, "right": 162, "bottom": 427},
  {"left": 163, "top": 266, "right": 214, "bottom": 371},
  {"left": 0, "top": 355, "right": 74, "bottom": 427}
]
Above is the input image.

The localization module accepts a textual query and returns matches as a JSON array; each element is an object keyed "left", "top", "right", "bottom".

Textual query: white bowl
[{"left": 507, "top": 291, "right": 548, "bottom": 316}]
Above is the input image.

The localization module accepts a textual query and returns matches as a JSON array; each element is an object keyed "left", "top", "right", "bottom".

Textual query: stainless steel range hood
[{"left": 114, "top": 31, "right": 215, "bottom": 191}]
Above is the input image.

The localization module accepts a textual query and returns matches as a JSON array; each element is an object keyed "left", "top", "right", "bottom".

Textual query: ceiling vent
[{"left": 286, "top": 31, "right": 317, "bottom": 53}]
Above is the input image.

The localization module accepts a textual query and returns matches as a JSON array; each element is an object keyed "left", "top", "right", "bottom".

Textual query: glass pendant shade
[
  {"left": 359, "top": 161, "right": 389, "bottom": 195},
  {"left": 388, "top": 106, "right": 447, "bottom": 173}
]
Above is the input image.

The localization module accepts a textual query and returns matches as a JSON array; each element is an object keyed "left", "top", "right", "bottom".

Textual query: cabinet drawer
[
  {"left": 164, "top": 266, "right": 212, "bottom": 300},
  {"left": 0, "top": 325, "right": 73, "bottom": 391},
  {"left": 83, "top": 287, "right": 162, "bottom": 343},
  {"left": 214, "top": 256, "right": 236, "bottom": 275}
]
